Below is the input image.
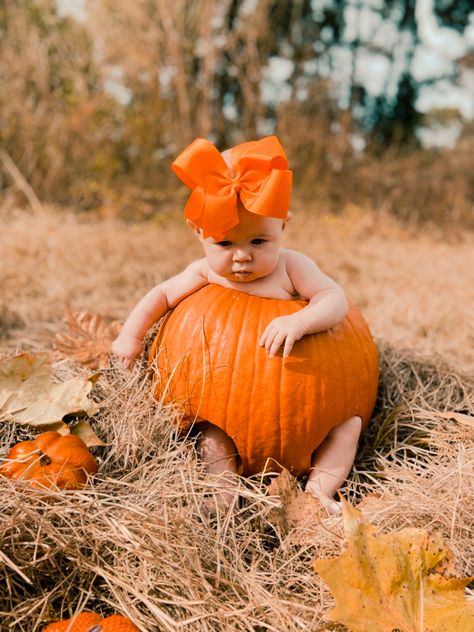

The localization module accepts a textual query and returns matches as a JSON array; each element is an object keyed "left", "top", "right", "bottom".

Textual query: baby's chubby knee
[
  {"left": 197, "top": 422, "right": 239, "bottom": 475},
  {"left": 344, "top": 414, "right": 363, "bottom": 433},
  {"left": 328, "top": 415, "right": 362, "bottom": 443}
]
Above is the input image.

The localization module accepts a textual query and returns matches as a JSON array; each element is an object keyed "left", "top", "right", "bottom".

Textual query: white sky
[
  {"left": 416, "top": 0, "right": 467, "bottom": 59},
  {"left": 413, "top": 0, "right": 473, "bottom": 144}
]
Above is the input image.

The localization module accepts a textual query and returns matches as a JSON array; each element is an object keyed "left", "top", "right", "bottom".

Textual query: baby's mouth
[{"left": 232, "top": 269, "right": 251, "bottom": 278}]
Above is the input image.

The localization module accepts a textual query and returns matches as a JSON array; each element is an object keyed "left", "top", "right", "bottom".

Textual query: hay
[
  {"left": 1, "top": 209, "right": 473, "bottom": 629},
  {"left": 1, "top": 342, "right": 473, "bottom": 631}
]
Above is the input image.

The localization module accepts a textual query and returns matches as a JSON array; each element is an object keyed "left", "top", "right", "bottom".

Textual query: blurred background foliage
[{"left": 0, "top": 0, "right": 472, "bottom": 226}]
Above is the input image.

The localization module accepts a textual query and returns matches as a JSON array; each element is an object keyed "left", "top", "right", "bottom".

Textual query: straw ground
[{"left": 0, "top": 206, "right": 473, "bottom": 630}]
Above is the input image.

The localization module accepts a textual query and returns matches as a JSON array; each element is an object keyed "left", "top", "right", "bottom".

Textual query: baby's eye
[
  {"left": 251, "top": 238, "right": 266, "bottom": 245},
  {"left": 216, "top": 240, "right": 232, "bottom": 247}
]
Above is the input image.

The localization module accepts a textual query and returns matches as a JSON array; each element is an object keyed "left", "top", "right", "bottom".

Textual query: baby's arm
[
  {"left": 260, "top": 250, "right": 348, "bottom": 358},
  {"left": 112, "top": 259, "right": 208, "bottom": 367}
]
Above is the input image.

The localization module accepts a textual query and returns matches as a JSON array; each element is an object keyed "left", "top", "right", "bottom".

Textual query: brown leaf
[
  {"left": 267, "top": 469, "right": 324, "bottom": 532},
  {"left": 54, "top": 308, "right": 122, "bottom": 369},
  {"left": 57, "top": 420, "right": 108, "bottom": 447},
  {"left": 70, "top": 420, "right": 108, "bottom": 447},
  {"left": 0, "top": 352, "right": 99, "bottom": 430},
  {"left": 314, "top": 499, "right": 474, "bottom": 632}
]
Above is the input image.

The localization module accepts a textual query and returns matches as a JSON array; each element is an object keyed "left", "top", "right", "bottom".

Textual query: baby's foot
[
  {"left": 321, "top": 497, "right": 342, "bottom": 515},
  {"left": 304, "top": 481, "right": 342, "bottom": 515},
  {"left": 200, "top": 489, "right": 239, "bottom": 519}
]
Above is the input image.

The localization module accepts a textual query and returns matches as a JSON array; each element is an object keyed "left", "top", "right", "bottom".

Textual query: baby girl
[{"left": 112, "top": 136, "right": 363, "bottom": 514}]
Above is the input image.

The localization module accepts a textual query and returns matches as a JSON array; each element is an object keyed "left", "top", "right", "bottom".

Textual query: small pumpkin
[
  {"left": 0, "top": 431, "right": 98, "bottom": 490},
  {"left": 43, "top": 612, "right": 139, "bottom": 632},
  {"left": 149, "top": 284, "right": 378, "bottom": 476}
]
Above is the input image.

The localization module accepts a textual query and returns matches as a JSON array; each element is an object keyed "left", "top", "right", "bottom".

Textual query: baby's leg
[
  {"left": 305, "top": 416, "right": 362, "bottom": 514},
  {"left": 197, "top": 422, "right": 239, "bottom": 510}
]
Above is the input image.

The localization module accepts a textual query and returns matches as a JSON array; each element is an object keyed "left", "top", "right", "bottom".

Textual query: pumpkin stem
[{"left": 39, "top": 453, "right": 52, "bottom": 466}]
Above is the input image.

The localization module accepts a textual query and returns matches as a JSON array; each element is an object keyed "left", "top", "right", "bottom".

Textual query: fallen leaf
[
  {"left": 436, "top": 411, "right": 474, "bottom": 429},
  {"left": 0, "top": 353, "right": 99, "bottom": 430},
  {"left": 314, "top": 499, "right": 474, "bottom": 632},
  {"left": 54, "top": 309, "right": 122, "bottom": 369},
  {"left": 267, "top": 469, "right": 324, "bottom": 531},
  {"left": 356, "top": 494, "right": 398, "bottom": 521},
  {"left": 69, "top": 420, "right": 108, "bottom": 447}
]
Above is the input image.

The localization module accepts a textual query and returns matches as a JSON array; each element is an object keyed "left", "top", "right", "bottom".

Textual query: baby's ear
[
  {"left": 186, "top": 219, "right": 203, "bottom": 239},
  {"left": 282, "top": 212, "right": 292, "bottom": 230}
]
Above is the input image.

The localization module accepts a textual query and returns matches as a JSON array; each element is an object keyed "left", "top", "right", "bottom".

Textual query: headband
[{"left": 171, "top": 136, "right": 292, "bottom": 240}]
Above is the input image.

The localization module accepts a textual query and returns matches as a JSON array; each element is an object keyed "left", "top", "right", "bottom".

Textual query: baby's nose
[{"left": 233, "top": 248, "right": 251, "bottom": 262}]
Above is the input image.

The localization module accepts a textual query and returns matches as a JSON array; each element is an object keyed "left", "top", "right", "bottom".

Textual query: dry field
[
  {"left": 1, "top": 205, "right": 473, "bottom": 369},
  {"left": 0, "top": 205, "right": 473, "bottom": 630}
]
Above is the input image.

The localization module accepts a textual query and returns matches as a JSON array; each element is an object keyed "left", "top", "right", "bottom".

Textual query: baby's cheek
[
  {"left": 263, "top": 251, "right": 280, "bottom": 272},
  {"left": 208, "top": 254, "right": 229, "bottom": 276}
]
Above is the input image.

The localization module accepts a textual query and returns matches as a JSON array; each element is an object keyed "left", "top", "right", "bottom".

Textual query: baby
[{"left": 112, "top": 136, "right": 362, "bottom": 514}]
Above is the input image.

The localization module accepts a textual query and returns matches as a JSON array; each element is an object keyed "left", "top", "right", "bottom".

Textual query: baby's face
[{"left": 199, "top": 204, "right": 286, "bottom": 283}]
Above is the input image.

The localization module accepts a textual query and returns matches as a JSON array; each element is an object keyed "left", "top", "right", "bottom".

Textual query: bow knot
[
  {"left": 171, "top": 136, "right": 292, "bottom": 240},
  {"left": 231, "top": 178, "right": 241, "bottom": 193}
]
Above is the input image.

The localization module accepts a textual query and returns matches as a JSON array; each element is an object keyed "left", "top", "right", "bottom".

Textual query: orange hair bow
[{"left": 171, "top": 136, "right": 292, "bottom": 240}]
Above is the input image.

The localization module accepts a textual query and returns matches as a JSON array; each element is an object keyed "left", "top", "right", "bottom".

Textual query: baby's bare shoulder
[
  {"left": 161, "top": 258, "right": 210, "bottom": 307},
  {"left": 280, "top": 248, "right": 320, "bottom": 270},
  {"left": 185, "top": 257, "right": 210, "bottom": 277}
]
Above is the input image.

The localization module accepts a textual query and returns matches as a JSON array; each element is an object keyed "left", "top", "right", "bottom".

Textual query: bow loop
[{"left": 171, "top": 136, "right": 292, "bottom": 239}]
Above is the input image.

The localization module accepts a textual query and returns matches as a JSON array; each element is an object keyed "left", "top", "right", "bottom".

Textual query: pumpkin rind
[
  {"left": 42, "top": 612, "right": 139, "bottom": 632},
  {"left": 43, "top": 612, "right": 101, "bottom": 632},
  {"left": 0, "top": 431, "right": 98, "bottom": 490},
  {"left": 149, "top": 284, "right": 378, "bottom": 476}
]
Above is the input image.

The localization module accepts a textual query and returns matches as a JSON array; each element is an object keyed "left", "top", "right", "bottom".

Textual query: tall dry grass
[
  {"left": 0, "top": 1, "right": 472, "bottom": 227},
  {"left": 0, "top": 0, "right": 118, "bottom": 205},
  {"left": 0, "top": 207, "right": 473, "bottom": 629}
]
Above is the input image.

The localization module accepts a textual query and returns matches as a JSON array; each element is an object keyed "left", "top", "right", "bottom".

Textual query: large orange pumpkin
[
  {"left": 149, "top": 284, "right": 378, "bottom": 476},
  {"left": 0, "top": 431, "right": 98, "bottom": 490},
  {"left": 43, "top": 612, "right": 139, "bottom": 632}
]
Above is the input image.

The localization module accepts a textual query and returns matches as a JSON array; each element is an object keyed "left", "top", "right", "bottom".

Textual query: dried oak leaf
[
  {"left": 58, "top": 420, "right": 108, "bottom": 447},
  {"left": 54, "top": 309, "right": 122, "bottom": 369},
  {"left": 0, "top": 352, "right": 99, "bottom": 431},
  {"left": 314, "top": 499, "right": 474, "bottom": 632},
  {"left": 267, "top": 469, "right": 324, "bottom": 532}
]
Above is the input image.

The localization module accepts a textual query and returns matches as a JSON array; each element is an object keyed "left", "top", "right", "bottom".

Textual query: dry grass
[
  {"left": 1, "top": 2, "right": 472, "bottom": 229},
  {"left": 0, "top": 207, "right": 473, "bottom": 630},
  {"left": 1, "top": 204, "right": 473, "bottom": 369}
]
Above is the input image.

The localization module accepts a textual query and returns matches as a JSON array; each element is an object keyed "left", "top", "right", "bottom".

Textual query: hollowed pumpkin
[
  {"left": 149, "top": 284, "right": 378, "bottom": 476},
  {"left": 43, "top": 612, "right": 138, "bottom": 632},
  {"left": 0, "top": 431, "right": 98, "bottom": 490}
]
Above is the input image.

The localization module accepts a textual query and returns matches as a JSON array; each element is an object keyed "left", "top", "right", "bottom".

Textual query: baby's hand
[
  {"left": 111, "top": 334, "right": 143, "bottom": 369},
  {"left": 259, "top": 315, "right": 308, "bottom": 358}
]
